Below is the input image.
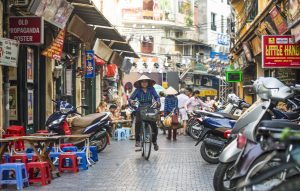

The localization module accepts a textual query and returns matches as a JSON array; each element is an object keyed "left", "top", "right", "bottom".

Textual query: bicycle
[{"left": 132, "top": 101, "right": 159, "bottom": 160}]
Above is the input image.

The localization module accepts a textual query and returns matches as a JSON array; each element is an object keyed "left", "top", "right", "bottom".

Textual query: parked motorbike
[
  {"left": 213, "top": 78, "right": 300, "bottom": 191},
  {"left": 192, "top": 97, "right": 249, "bottom": 164},
  {"left": 46, "top": 100, "right": 111, "bottom": 153},
  {"left": 237, "top": 125, "right": 300, "bottom": 191},
  {"left": 188, "top": 94, "right": 247, "bottom": 139}
]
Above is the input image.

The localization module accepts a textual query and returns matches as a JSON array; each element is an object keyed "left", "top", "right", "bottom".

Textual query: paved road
[{"left": 22, "top": 134, "right": 216, "bottom": 191}]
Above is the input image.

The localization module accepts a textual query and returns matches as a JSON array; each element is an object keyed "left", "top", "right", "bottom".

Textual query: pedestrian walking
[
  {"left": 159, "top": 91, "right": 166, "bottom": 134},
  {"left": 177, "top": 88, "right": 189, "bottom": 135},
  {"left": 164, "top": 87, "right": 179, "bottom": 141}
]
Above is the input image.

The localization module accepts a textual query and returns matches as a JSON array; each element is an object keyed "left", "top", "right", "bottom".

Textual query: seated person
[
  {"left": 109, "top": 104, "right": 122, "bottom": 120},
  {"left": 96, "top": 101, "right": 108, "bottom": 113}
]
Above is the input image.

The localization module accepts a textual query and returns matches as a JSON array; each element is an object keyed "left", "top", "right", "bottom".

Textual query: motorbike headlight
[
  {"left": 48, "top": 118, "right": 64, "bottom": 128},
  {"left": 60, "top": 108, "right": 72, "bottom": 114}
]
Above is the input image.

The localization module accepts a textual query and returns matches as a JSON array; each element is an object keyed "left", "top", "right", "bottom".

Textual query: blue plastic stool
[
  {"left": 0, "top": 163, "right": 29, "bottom": 190},
  {"left": 122, "top": 128, "right": 131, "bottom": 139},
  {"left": 25, "top": 148, "right": 34, "bottom": 153},
  {"left": 49, "top": 152, "right": 61, "bottom": 166},
  {"left": 62, "top": 146, "right": 78, "bottom": 152},
  {"left": 26, "top": 153, "right": 38, "bottom": 162},
  {"left": 75, "top": 152, "right": 88, "bottom": 170},
  {"left": 114, "top": 129, "right": 126, "bottom": 141},
  {"left": 83, "top": 146, "right": 98, "bottom": 162}
]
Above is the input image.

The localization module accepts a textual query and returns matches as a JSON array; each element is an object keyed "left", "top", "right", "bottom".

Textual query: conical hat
[
  {"left": 165, "top": 86, "right": 178, "bottom": 95},
  {"left": 134, "top": 75, "right": 156, "bottom": 88}
]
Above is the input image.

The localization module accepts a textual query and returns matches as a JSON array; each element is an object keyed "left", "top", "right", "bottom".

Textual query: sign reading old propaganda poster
[
  {"left": 28, "top": 90, "right": 34, "bottom": 125},
  {"left": 85, "top": 50, "right": 95, "bottom": 78},
  {"left": 9, "top": 16, "right": 44, "bottom": 44},
  {"left": 42, "top": 29, "right": 65, "bottom": 61},
  {"left": 28, "top": 0, "right": 73, "bottom": 29},
  {"left": 27, "top": 48, "right": 34, "bottom": 83},
  {"left": 9, "top": 86, "right": 18, "bottom": 121},
  {"left": 0, "top": 37, "right": 19, "bottom": 67},
  {"left": 269, "top": 6, "right": 288, "bottom": 35},
  {"left": 262, "top": 35, "right": 300, "bottom": 68}
]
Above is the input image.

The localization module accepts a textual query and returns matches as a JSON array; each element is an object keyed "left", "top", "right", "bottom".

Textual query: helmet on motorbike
[
  {"left": 253, "top": 77, "right": 293, "bottom": 101},
  {"left": 227, "top": 93, "right": 240, "bottom": 105}
]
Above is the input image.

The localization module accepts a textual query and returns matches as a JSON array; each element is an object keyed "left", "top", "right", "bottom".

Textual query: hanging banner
[
  {"left": 66, "top": 69, "right": 72, "bottom": 95},
  {"left": 28, "top": 0, "right": 73, "bottom": 29},
  {"left": 28, "top": 90, "right": 34, "bottom": 125},
  {"left": 0, "top": 37, "right": 19, "bottom": 67},
  {"left": 9, "top": 86, "right": 18, "bottom": 121},
  {"left": 85, "top": 50, "right": 95, "bottom": 78},
  {"left": 9, "top": 16, "right": 44, "bottom": 44},
  {"left": 262, "top": 35, "right": 300, "bottom": 68},
  {"left": 269, "top": 6, "right": 288, "bottom": 35},
  {"left": 42, "top": 29, "right": 65, "bottom": 61},
  {"left": 291, "top": 23, "right": 300, "bottom": 43}
]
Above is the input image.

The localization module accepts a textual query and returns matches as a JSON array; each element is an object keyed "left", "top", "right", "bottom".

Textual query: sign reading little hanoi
[
  {"left": 9, "top": 16, "right": 44, "bottom": 44},
  {"left": 262, "top": 35, "right": 300, "bottom": 68}
]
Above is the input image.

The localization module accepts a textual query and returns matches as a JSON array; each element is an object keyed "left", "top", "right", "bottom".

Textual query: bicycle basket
[{"left": 140, "top": 107, "right": 159, "bottom": 122}]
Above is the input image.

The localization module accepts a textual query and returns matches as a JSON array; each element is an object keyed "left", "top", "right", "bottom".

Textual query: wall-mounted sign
[
  {"left": 262, "top": 35, "right": 300, "bottom": 68},
  {"left": 226, "top": 71, "right": 243, "bottom": 82},
  {"left": 9, "top": 86, "right": 18, "bottom": 121},
  {"left": 28, "top": 0, "right": 73, "bottom": 29},
  {"left": 291, "top": 23, "right": 300, "bottom": 43},
  {"left": 42, "top": 29, "right": 65, "bottom": 61},
  {"left": 9, "top": 16, "right": 44, "bottom": 44},
  {"left": 217, "top": 33, "right": 229, "bottom": 46},
  {"left": 28, "top": 89, "right": 34, "bottom": 125},
  {"left": 242, "top": 42, "right": 253, "bottom": 62},
  {"left": 85, "top": 50, "right": 95, "bottom": 78},
  {"left": 27, "top": 47, "right": 34, "bottom": 83},
  {"left": 0, "top": 37, "right": 19, "bottom": 67},
  {"left": 286, "top": 0, "right": 300, "bottom": 26},
  {"left": 269, "top": 6, "right": 288, "bottom": 35}
]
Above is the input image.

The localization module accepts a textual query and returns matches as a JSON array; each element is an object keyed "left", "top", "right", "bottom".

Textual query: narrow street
[{"left": 26, "top": 134, "right": 216, "bottom": 191}]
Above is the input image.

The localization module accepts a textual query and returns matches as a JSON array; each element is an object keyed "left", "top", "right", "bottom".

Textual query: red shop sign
[
  {"left": 262, "top": 35, "right": 300, "bottom": 68},
  {"left": 9, "top": 16, "right": 44, "bottom": 45}
]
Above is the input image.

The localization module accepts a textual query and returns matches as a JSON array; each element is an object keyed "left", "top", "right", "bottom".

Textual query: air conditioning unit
[{"left": 14, "top": 0, "right": 29, "bottom": 6}]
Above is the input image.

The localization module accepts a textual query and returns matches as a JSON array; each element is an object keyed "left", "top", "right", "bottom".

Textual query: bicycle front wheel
[{"left": 142, "top": 124, "right": 152, "bottom": 160}]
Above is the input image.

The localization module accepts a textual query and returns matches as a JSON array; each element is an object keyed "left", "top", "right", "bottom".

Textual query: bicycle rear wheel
[{"left": 142, "top": 124, "right": 152, "bottom": 160}]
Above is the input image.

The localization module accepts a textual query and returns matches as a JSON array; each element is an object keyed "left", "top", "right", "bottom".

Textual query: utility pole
[{"left": 2, "top": 0, "right": 10, "bottom": 130}]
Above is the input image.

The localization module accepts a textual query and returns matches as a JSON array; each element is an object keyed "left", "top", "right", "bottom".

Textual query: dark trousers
[
  {"left": 135, "top": 111, "right": 158, "bottom": 143},
  {"left": 168, "top": 128, "right": 177, "bottom": 140}
]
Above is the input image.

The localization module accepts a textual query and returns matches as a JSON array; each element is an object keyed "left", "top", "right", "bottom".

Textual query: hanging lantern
[{"left": 94, "top": 56, "right": 106, "bottom": 66}]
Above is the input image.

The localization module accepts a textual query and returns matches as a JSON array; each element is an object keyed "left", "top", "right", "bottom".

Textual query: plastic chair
[
  {"left": 27, "top": 162, "right": 51, "bottom": 185},
  {"left": 75, "top": 152, "right": 88, "bottom": 170},
  {"left": 122, "top": 127, "right": 131, "bottom": 139},
  {"left": 114, "top": 129, "right": 127, "bottom": 141},
  {"left": 58, "top": 153, "right": 78, "bottom": 173},
  {"left": 49, "top": 152, "right": 61, "bottom": 166},
  {"left": 26, "top": 153, "right": 39, "bottom": 162},
  {"left": 59, "top": 143, "right": 74, "bottom": 150},
  {"left": 26, "top": 148, "right": 34, "bottom": 153},
  {"left": 62, "top": 146, "right": 78, "bottom": 152},
  {"left": 0, "top": 163, "right": 29, "bottom": 190}
]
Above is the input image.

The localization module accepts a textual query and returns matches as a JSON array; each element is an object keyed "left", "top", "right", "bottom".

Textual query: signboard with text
[
  {"left": 0, "top": 37, "right": 19, "bottom": 67},
  {"left": 262, "top": 35, "right": 300, "bottom": 68},
  {"left": 9, "top": 16, "right": 44, "bottom": 44},
  {"left": 85, "top": 50, "right": 95, "bottom": 78},
  {"left": 42, "top": 29, "right": 65, "bottom": 61}
]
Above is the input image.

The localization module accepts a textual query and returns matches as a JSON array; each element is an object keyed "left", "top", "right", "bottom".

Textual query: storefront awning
[{"left": 69, "top": 0, "right": 139, "bottom": 58}]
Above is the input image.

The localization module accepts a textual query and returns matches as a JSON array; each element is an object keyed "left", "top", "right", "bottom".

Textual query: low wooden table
[
  {"left": 0, "top": 137, "right": 19, "bottom": 163},
  {"left": 21, "top": 136, "right": 61, "bottom": 177},
  {"left": 30, "top": 133, "right": 58, "bottom": 137}
]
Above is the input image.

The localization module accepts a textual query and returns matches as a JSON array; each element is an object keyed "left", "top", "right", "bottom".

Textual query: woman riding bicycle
[{"left": 129, "top": 75, "right": 160, "bottom": 151}]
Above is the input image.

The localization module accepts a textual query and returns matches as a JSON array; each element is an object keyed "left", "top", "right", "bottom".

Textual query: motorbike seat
[
  {"left": 283, "top": 112, "right": 299, "bottom": 120},
  {"left": 215, "top": 112, "right": 239, "bottom": 120},
  {"left": 259, "top": 119, "right": 300, "bottom": 132},
  {"left": 71, "top": 113, "right": 107, "bottom": 128},
  {"left": 194, "top": 110, "right": 225, "bottom": 118}
]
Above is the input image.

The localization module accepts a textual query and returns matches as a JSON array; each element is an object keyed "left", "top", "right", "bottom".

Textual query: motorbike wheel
[
  {"left": 91, "top": 134, "right": 108, "bottom": 153},
  {"left": 273, "top": 175, "right": 300, "bottom": 191},
  {"left": 213, "top": 162, "right": 237, "bottom": 191},
  {"left": 200, "top": 142, "right": 219, "bottom": 164}
]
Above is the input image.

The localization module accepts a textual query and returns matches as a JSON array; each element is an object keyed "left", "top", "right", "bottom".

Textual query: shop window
[
  {"left": 211, "top": 13, "right": 217, "bottom": 31},
  {"left": 201, "top": 77, "right": 212, "bottom": 87}
]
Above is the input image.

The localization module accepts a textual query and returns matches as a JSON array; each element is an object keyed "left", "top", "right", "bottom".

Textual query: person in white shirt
[
  {"left": 185, "top": 90, "right": 211, "bottom": 112},
  {"left": 177, "top": 89, "right": 189, "bottom": 135},
  {"left": 159, "top": 91, "right": 166, "bottom": 134}
]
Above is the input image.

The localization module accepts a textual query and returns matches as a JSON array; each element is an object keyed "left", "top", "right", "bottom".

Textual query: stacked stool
[
  {"left": 0, "top": 163, "right": 29, "bottom": 190},
  {"left": 114, "top": 129, "right": 127, "bottom": 141}
]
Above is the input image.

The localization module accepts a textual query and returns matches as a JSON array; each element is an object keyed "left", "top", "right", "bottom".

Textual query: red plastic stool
[
  {"left": 58, "top": 153, "right": 78, "bottom": 173},
  {"left": 9, "top": 154, "right": 29, "bottom": 165},
  {"left": 59, "top": 143, "right": 74, "bottom": 150},
  {"left": 27, "top": 162, "right": 51, "bottom": 185},
  {"left": 7, "top": 125, "right": 25, "bottom": 136}
]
